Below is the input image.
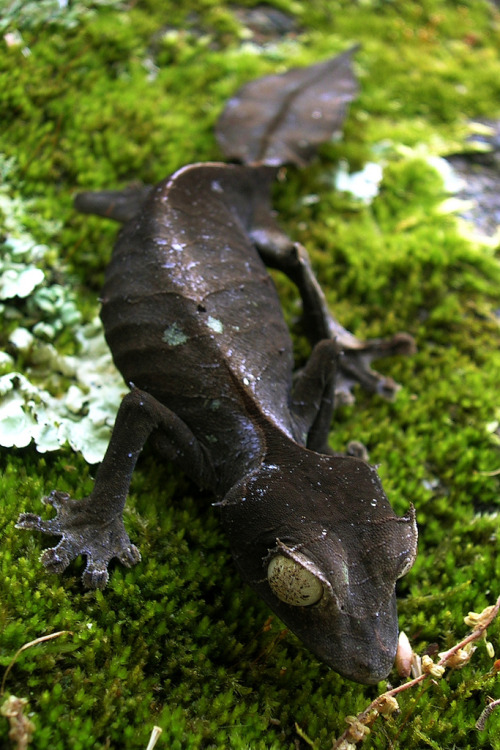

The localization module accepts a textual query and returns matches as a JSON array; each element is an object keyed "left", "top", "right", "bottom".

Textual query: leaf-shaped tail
[{"left": 215, "top": 45, "right": 360, "bottom": 166}]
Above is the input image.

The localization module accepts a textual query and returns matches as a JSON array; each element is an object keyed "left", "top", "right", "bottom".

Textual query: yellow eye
[{"left": 267, "top": 554, "right": 323, "bottom": 606}]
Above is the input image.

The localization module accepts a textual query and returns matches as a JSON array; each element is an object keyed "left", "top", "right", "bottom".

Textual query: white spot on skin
[
  {"left": 207, "top": 316, "right": 223, "bottom": 334},
  {"left": 163, "top": 322, "right": 188, "bottom": 346},
  {"left": 339, "top": 559, "right": 350, "bottom": 586},
  {"left": 211, "top": 180, "right": 224, "bottom": 193}
]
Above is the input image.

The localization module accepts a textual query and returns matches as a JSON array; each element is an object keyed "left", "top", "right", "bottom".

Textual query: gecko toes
[
  {"left": 16, "top": 513, "right": 61, "bottom": 535},
  {"left": 43, "top": 490, "right": 71, "bottom": 510},
  {"left": 40, "top": 546, "right": 72, "bottom": 573},
  {"left": 118, "top": 544, "right": 142, "bottom": 567},
  {"left": 82, "top": 564, "right": 109, "bottom": 590},
  {"left": 346, "top": 440, "right": 369, "bottom": 461},
  {"left": 16, "top": 512, "right": 43, "bottom": 530}
]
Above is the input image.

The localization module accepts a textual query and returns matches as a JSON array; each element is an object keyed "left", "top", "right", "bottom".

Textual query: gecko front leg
[{"left": 17, "top": 388, "right": 215, "bottom": 588}]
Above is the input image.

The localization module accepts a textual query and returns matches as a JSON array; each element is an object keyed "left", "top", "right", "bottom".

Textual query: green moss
[{"left": 2, "top": 0, "right": 500, "bottom": 748}]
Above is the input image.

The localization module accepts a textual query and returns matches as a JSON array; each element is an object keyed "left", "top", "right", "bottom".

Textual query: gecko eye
[{"left": 267, "top": 554, "right": 323, "bottom": 606}]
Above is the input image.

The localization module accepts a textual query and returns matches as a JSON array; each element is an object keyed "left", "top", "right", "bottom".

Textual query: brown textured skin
[
  {"left": 18, "top": 162, "right": 417, "bottom": 684},
  {"left": 100, "top": 164, "right": 297, "bottom": 489}
]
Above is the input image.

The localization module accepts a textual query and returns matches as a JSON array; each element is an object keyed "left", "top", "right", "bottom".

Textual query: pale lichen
[
  {"left": 1, "top": 320, "right": 125, "bottom": 463},
  {"left": 334, "top": 161, "right": 383, "bottom": 203},
  {"left": 0, "top": 157, "right": 124, "bottom": 463},
  {"left": 1, "top": 0, "right": 126, "bottom": 33}
]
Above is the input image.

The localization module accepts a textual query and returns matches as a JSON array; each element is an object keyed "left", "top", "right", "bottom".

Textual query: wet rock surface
[{"left": 446, "top": 119, "right": 500, "bottom": 239}]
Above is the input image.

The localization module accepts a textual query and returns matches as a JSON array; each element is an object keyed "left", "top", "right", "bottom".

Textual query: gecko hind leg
[{"left": 250, "top": 214, "right": 415, "bottom": 404}]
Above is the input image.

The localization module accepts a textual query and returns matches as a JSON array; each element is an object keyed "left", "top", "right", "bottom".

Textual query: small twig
[
  {"left": 331, "top": 596, "right": 500, "bottom": 749},
  {"left": 295, "top": 722, "right": 317, "bottom": 748},
  {"left": 476, "top": 467, "right": 500, "bottom": 477},
  {"left": 145, "top": 725, "right": 162, "bottom": 750},
  {"left": 476, "top": 697, "right": 500, "bottom": 731},
  {"left": 1, "top": 631, "right": 73, "bottom": 696}
]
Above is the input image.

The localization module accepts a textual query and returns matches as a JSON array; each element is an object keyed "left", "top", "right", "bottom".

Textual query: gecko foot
[
  {"left": 16, "top": 490, "right": 141, "bottom": 589},
  {"left": 336, "top": 332, "right": 416, "bottom": 405}
]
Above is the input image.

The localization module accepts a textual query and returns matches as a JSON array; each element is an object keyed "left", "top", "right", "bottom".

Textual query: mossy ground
[{"left": 1, "top": 1, "right": 500, "bottom": 748}]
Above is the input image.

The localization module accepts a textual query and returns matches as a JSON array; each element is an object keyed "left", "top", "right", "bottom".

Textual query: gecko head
[{"left": 219, "top": 450, "right": 417, "bottom": 684}]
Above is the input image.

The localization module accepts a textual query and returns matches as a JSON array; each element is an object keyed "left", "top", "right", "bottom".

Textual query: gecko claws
[
  {"left": 82, "top": 564, "right": 109, "bottom": 590},
  {"left": 40, "top": 546, "right": 72, "bottom": 574},
  {"left": 16, "top": 512, "right": 62, "bottom": 535},
  {"left": 336, "top": 331, "right": 416, "bottom": 402},
  {"left": 118, "top": 545, "right": 142, "bottom": 567},
  {"left": 42, "top": 490, "right": 71, "bottom": 510},
  {"left": 375, "top": 375, "right": 400, "bottom": 400},
  {"left": 16, "top": 512, "right": 44, "bottom": 530},
  {"left": 17, "top": 491, "right": 73, "bottom": 533}
]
